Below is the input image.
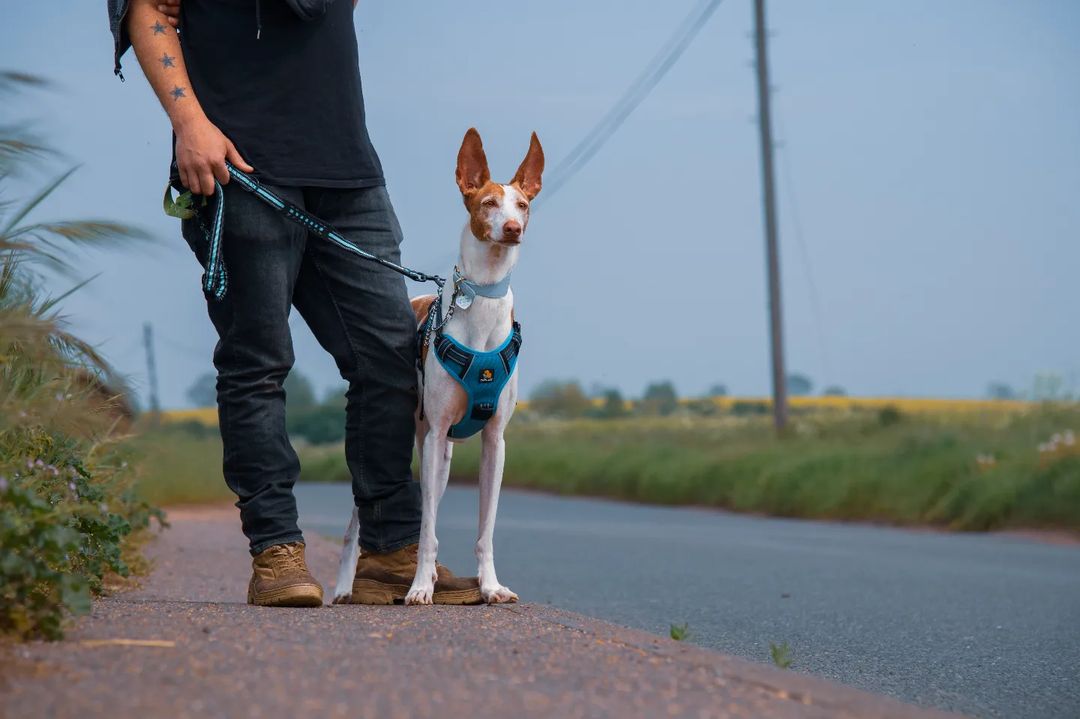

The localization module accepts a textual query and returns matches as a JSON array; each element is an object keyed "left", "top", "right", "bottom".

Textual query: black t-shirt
[{"left": 175, "top": 0, "right": 383, "bottom": 188}]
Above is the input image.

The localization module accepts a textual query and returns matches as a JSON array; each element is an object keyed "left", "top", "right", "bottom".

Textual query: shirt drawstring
[{"left": 255, "top": 0, "right": 262, "bottom": 39}]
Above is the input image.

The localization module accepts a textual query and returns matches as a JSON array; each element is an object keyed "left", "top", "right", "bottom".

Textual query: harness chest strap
[{"left": 429, "top": 321, "right": 523, "bottom": 440}]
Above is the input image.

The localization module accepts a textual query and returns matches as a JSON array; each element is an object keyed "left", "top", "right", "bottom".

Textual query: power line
[
  {"left": 774, "top": 106, "right": 832, "bottom": 389},
  {"left": 419, "top": 0, "right": 725, "bottom": 274},
  {"left": 537, "top": 0, "right": 726, "bottom": 208}
]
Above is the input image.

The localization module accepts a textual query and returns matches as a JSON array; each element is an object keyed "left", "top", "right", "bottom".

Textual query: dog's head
[{"left": 455, "top": 128, "right": 544, "bottom": 246}]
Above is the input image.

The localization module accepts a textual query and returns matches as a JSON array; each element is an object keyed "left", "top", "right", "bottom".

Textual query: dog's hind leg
[
  {"left": 331, "top": 506, "right": 361, "bottom": 604},
  {"left": 476, "top": 425, "right": 517, "bottom": 604}
]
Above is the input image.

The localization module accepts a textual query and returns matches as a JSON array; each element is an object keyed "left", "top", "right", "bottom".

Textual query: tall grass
[
  {"left": 297, "top": 405, "right": 1080, "bottom": 532},
  {"left": 0, "top": 72, "right": 158, "bottom": 640}
]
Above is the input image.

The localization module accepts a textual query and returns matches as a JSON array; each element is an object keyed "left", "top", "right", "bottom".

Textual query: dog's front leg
[
  {"left": 405, "top": 428, "right": 453, "bottom": 605},
  {"left": 476, "top": 426, "right": 517, "bottom": 603}
]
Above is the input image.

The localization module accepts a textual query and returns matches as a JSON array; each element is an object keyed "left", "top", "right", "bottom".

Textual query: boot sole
[
  {"left": 349, "top": 578, "right": 483, "bottom": 606},
  {"left": 247, "top": 583, "right": 324, "bottom": 607}
]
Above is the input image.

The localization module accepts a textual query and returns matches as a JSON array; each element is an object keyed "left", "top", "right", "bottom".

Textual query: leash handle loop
[
  {"left": 199, "top": 178, "right": 228, "bottom": 301},
  {"left": 196, "top": 164, "right": 445, "bottom": 301}
]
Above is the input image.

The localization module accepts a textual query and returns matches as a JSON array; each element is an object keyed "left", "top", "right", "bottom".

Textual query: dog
[{"left": 333, "top": 128, "right": 544, "bottom": 605}]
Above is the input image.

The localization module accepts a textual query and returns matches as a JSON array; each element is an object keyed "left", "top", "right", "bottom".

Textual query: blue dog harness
[
  {"left": 419, "top": 269, "right": 523, "bottom": 439},
  {"left": 430, "top": 322, "right": 522, "bottom": 439}
]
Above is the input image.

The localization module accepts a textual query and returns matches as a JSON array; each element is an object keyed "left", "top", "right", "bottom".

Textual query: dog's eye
[
  {"left": 482, "top": 198, "right": 498, "bottom": 208},
  {"left": 517, "top": 201, "right": 528, "bottom": 210}
]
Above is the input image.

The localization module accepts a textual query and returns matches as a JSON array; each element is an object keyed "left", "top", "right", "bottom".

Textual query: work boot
[
  {"left": 247, "top": 541, "right": 324, "bottom": 607},
  {"left": 344, "top": 543, "right": 481, "bottom": 605}
]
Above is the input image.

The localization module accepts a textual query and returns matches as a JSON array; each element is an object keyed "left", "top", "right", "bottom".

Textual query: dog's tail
[{"left": 331, "top": 507, "right": 361, "bottom": 604}]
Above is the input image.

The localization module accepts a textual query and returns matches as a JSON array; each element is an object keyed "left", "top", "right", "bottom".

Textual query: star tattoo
[
  {"left": 152, "top": 20, "right": 167, "bottom": 34},
  {"left": 160, "top": 53, "right": 175, "bottom": 69},
  {"left": 170, "top": 85, "right": 186, "bottom": 101}
]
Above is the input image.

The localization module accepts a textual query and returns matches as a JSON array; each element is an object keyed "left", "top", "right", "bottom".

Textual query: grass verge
[
  {"left": 128, "top": 422, "right": 233, "bottom": 506},
  {"left": 296, "top": 404, "right": 1080, "bottom": 532}
]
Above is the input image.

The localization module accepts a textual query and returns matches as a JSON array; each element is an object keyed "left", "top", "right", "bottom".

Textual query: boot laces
[{"left": 269, "top": 543, "right": 306, "bottom": 573}]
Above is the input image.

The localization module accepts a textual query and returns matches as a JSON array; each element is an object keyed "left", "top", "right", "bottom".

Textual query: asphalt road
[
  {"left": 295, "top": 483, "right": 1080, "bottom": 719},
  {"left": 2, "top": 507, "right": 957, "bottom": 719}
]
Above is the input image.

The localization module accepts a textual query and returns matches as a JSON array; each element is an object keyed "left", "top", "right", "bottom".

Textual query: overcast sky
[{"left": 2, "top": 0, "right": 1078, "bottom": 408}]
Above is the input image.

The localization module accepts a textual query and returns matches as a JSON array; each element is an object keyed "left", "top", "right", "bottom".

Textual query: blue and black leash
[{"left": 196, "top": 163, "right": 447, "bottom": 301}]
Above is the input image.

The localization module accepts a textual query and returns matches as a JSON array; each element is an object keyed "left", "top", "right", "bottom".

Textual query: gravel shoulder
[{"left": 0, "top": 505, "right": 963, "bottom": 719}]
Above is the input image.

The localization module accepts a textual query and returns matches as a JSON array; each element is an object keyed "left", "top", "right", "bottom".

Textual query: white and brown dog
[{"left": 333, "top": 128, "right": 544, "bottom": 605}]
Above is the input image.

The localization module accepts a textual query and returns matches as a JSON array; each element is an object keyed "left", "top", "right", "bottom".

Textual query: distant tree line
[
  {"left": 528, "top": 373, "right": 839, "bottom": 420},
  {"left": 183, "top": 365, "right": 1076, "bottom": 445},
  {"left": 986, "top": 372, "right": 1075, "bottom": 402},
  {"left": 187, "top": 370, "right": 345, "bottom": 444}
]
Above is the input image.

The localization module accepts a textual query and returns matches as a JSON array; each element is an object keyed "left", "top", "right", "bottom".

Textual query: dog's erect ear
[
  {"left": 456, "top": 128, "right": 490, "bottom": 197},
  {"left": 510, "top": 132, "right": 544, "bottom": 200}
]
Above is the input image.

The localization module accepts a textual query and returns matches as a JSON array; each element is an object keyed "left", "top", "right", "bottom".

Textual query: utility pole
[
  {"left": 752, "top": 0, "right": 788, "bottom": 434},
  {"left": 142, "top": 322, "right": 161, "bottom": 416}
]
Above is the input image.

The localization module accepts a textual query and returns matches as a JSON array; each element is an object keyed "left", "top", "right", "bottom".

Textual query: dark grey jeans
[{"left": 182, "top": 182, "right": 421, "bottom": 555}]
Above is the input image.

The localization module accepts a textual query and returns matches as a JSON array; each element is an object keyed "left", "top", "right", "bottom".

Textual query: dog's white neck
[
  {"left": 439, "top": 225, "right": 517, "bottom": 351},
  {"left": 457, "top": 223, "right": 519, "bottom": 285}
]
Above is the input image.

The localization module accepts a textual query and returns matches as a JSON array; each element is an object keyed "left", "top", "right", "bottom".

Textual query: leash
[{"left": 193, "top": 163, "right": 447, "bottom": 301}]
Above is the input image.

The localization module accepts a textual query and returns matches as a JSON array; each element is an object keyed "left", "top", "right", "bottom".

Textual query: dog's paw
[
  {"left": 481, "top": 585, "right": 518, "bottom": 604},
  {"left": 405, "top": 584, "right": 434, "bottom": 605},
  {"left": 331, "top": 592, "right": 352, "bottom": 605}
]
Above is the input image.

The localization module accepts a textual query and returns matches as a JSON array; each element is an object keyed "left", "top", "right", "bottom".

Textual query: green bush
[
  {"left": 639, "top": 381, "right": 678, "bottom": 416},
  {"left": 0, "top": 424, "right": 161, "bottom": 640},
  {"left": 529, "top": 379, "right": 592, "bottom": 418},
  {"left": 0, "top": 478, "right": 88, "bottom": 640},
  {"left": 878, "top": 405, "right": 904, "bottom": 427},
  {"left": 588, "top": 388, "right": 629, "bottom": 419},
  {"left": 287, "top": 403, "right": 347, "bottom": 445},
  {"left": 732, "top": 400, "right": 770, "bottom": 417}
]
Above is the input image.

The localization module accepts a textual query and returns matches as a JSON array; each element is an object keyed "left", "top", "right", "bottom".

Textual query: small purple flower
[
  {"left": 68, "top": 481, "right": 77, "bottom": 493},
  {"left": 0, "top": 476, "right": 8, "bottom": 493}
]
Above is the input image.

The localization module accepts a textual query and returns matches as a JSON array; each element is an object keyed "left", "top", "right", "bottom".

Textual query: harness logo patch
[{"left": 479, "top": 368, "right": 495, "bottom": 383}]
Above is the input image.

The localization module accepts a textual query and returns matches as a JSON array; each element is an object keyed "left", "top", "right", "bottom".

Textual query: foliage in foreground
[
  {"left": 0, "top": 430, "right": 160, "bottom": 640},
  {"left": 669, "top": 622, "right": 691, "bottom": 641},
  {"left": 0, "top": 71, "right": 158, "bottom": 640},
  {"left": 770, "top": 641, "right": 793, "bottom": 669}
]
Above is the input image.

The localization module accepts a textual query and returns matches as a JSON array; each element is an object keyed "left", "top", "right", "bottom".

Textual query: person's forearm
[
  {"left": 127, "top": 0, "right": 205, "bottom": 134},
  {"left": 124, "top": 0, "right": 253, "bottom": 195}
]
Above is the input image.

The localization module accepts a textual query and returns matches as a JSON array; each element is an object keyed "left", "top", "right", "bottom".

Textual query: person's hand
[
  {"left": 158, "top": 0, "right": 181, "bottom": 28},
  {"left": 174, "top": 115, "right": 254, "bottom": 196}
]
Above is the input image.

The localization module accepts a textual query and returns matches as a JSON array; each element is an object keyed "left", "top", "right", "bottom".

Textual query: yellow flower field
[{"left": 161, "top": 396, "right": 1034, "bottom": 428}]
